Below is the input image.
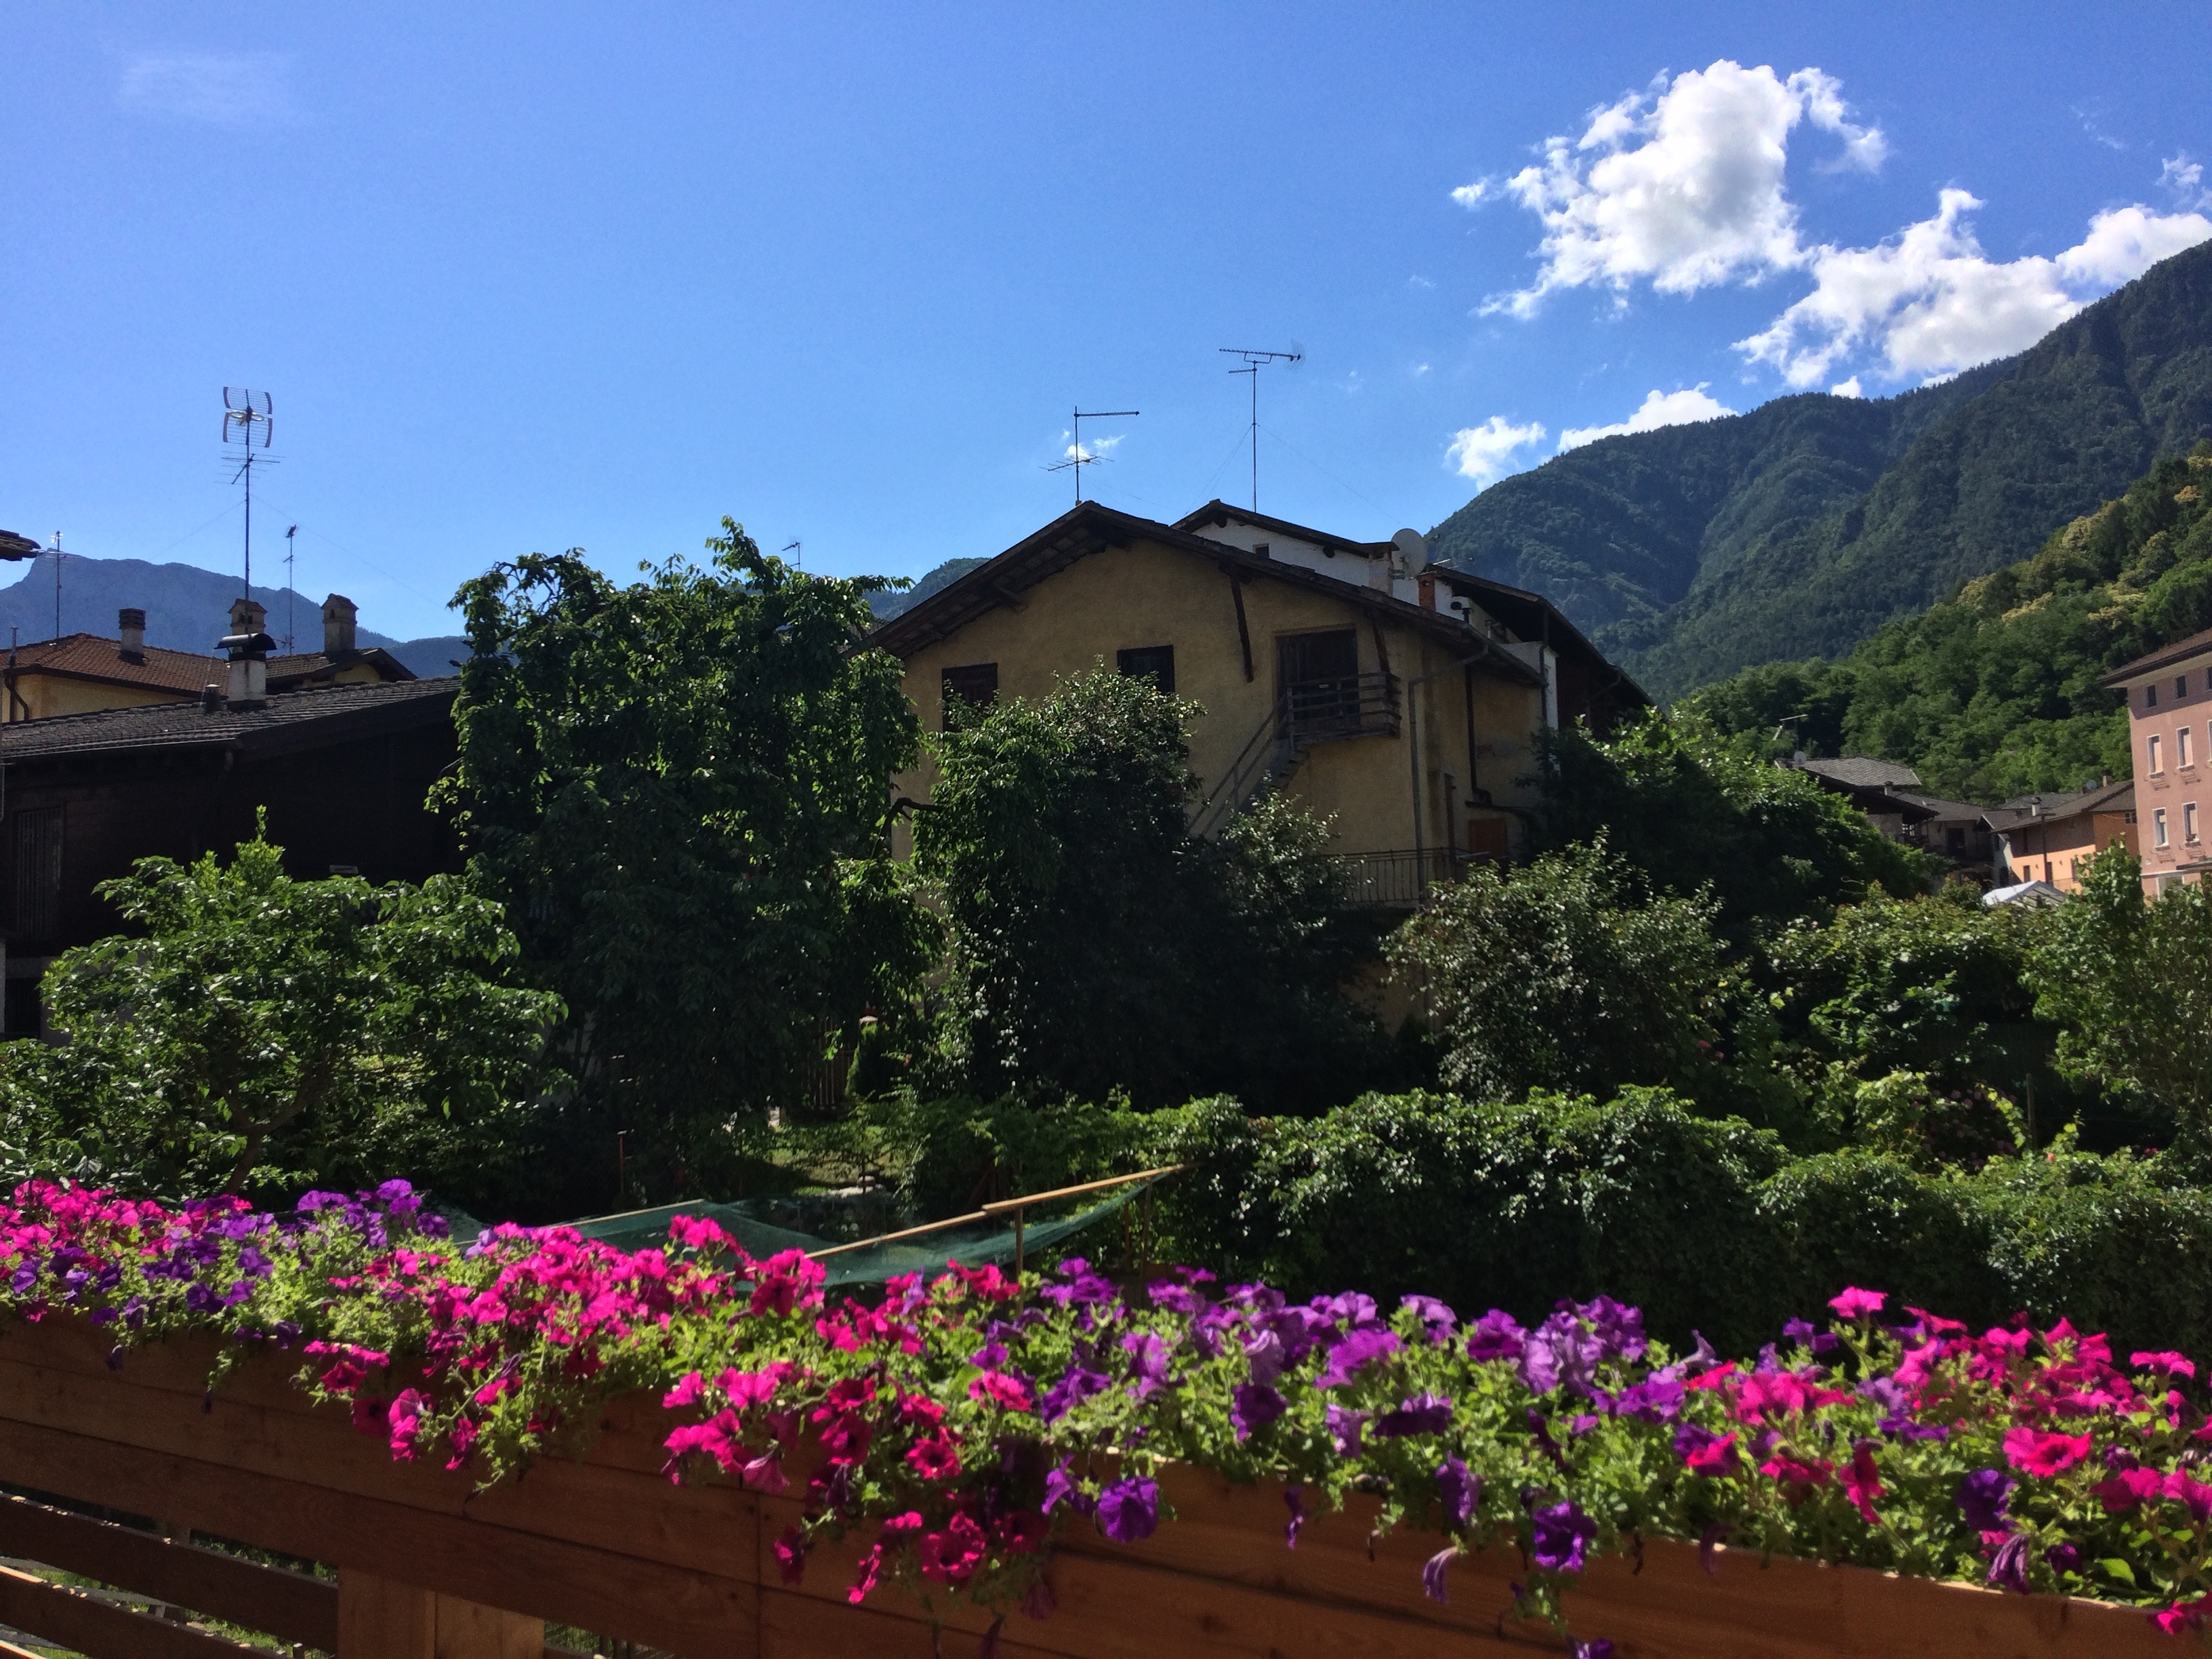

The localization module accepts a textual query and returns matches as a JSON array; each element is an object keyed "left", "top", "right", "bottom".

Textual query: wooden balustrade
[{"left": 0, "top": 1315, "right": 2179, "bottom": 1658}]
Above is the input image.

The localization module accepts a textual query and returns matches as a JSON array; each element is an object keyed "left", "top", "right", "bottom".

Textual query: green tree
[
  {"left": 913, "top": 668, "right": 1393, "bottom": 1112},
  {"left": 1389, "top": 838, "right": 1733, "bottom": 1103},
  {"left": 2028, "top": 847, "right": 2212, "bottom": 1149},
  {"left": 443, "top": 526, "right": 937, "bottom": 1205},
  {"left": 0, "top": 825, "right": 558, "bottom": 1202},
  {"left": 1533, "top": 711, "right": 1929, "bottom": 939}
]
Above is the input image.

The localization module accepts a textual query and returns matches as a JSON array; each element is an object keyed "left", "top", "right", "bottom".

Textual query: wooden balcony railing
[
  {"left": 0, "top": 1313, "right": 2174, "bottom": 1658},
  {"left": 1278, "top": 672, "right": 1399, "bottom": 746}
]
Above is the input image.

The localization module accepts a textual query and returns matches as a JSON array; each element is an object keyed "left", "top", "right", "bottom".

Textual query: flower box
[{"left": 0, "top": 1314, "right": 2171, "bottom": 1659}]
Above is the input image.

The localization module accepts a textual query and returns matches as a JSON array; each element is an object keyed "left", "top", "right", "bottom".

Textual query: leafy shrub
[{"left": 1150, "top": 1090, "right": 2212, "bottom": 1363}]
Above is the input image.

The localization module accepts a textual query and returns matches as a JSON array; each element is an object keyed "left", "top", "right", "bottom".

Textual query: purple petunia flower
[
  {"left": 1375, "top": 1393, "right": 1454, "bottom": 1437},
  {"left": 2045, "top": 1542, "right": 2082, "bottom": 1576},
  {"left": 1610, "top": 1376, "right": 1683, "bottom": 1423},
  {"left": 1570, "top": 1640, "right": 1615, "bottom": 1659},
  {"left": 1243, "top": 1328, "right": 1287, "bottom": 1385},
  {"left": 1957, "top": 1469, "right": 2012, "bottom": 1532},
  {"left": 1043, "top": 1463, "right": 1094, "bottom": 1517},
  {"left": 1466, "top": 1307, "right": 1526, "bottom": 1362},
  {"left": 1574, "top": 1296, "right": 1647, "bottom": 1363},
  {"left": 1325, "top": 1404, "right": 1370, "bottom": 1458},
  {"left": 1040, "top": 1364, "right": 1109, "bottom": 1423},
  {"left": 1231, "top": 1382, "right": 1286, "bottom": 1442},
  {"left": 1095, "top": 1477, "right": 1159, "bottom": 1543},
  {"left": 1987, "top": 1533, "right": 2032, "bottom": 1595},
  {"left": 1531, "top": 1502, "right": 1597, "bottom": 1574},
  {"left": 1316, "top": 1326, "right": 1400, "bottom": 1389},
  {"left": 1521, "top": 1312, "right": 1602, "bottom": 1397},
  {"left": 1121, "top": 1332, "right": 1172, "bottom": 1398},
  {"left": 1436, "top": 1455, "right": 1479, "bottom": 1529},
  {"left": 1400, "top": 1294, "right": 1458, "bottom": 1343},
  {"left": 1421, "top": 1545, "right": 1456, "bottom": 1604}
]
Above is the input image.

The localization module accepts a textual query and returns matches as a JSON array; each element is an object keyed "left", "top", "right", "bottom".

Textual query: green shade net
[{"left": 561, "top": 1176, "right": 1165, "bottom": 1290}]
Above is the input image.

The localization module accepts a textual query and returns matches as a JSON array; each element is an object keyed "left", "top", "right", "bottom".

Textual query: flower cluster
[{"left": 7, "top": 1179, "right": 2212, "bottom": 1645}]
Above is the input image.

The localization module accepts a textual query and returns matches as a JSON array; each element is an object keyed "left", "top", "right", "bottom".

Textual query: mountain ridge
[{"left": 1428, "top": 240, "right": 2212, "bottom": 699}]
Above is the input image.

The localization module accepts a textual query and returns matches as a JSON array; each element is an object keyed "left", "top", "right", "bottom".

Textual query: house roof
[
  {"left": 1172, "top": 501, "right": 1394, "bottom": 560},
  {"left": 2101, "top": 625, "right": 2212, "bottom": 686},
  {"left": 1984, "top": 777, "right": 2135, "bottom": 834},
  {"left": 1892, "top": 792, "right": 1991, "bottom": 823},
  {"left": 1790, "top": 756, "right": 1924, "bottom": 790},
  {"left": 1425, "top": 565, "right": 1650, "bottom": 701},
  {"left": 0, "top": 676, "right": 457, "bottom": 764},
  {"left": 869, "top": 499, "right": 1542, "bottom": 682},
  {"left": 0, "top": 633, "right": 413, "bottom": 697}
]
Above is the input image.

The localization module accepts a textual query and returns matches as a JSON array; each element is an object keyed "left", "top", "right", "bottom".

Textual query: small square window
[
  {"left": 2179, "top": 676, "right": 2191, "bottom": 699},
  {"left": 2155, "top": 807, "right": 2170, "bottom": 848},
  {"left": 2188, "top": 802, "right": 2203, "bottom": 845},
  {"left": 1115, "top": 645, "right": 1176, "bottom": 694},
  {"left": 2148, "top": 683, "right": 2160, "bottom": 708},
  {"left": 940, "top": 663, "right": 1000, "bottom": 727},
  {"left": 2150, "top": 734, "right": 2165, "bottom": 775}
]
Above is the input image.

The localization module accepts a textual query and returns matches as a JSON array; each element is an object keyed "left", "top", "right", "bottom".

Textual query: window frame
[
  {"left": 2150, "top": 733, "right": 2165, "bottom": 775},
  {"left": 1114, "top": 645, "right": 1176, "bottom": 695},
  {"left": 2154, "top": 806, "right": 2170, "bottom": 849},
  {"left": 939, "top": 662, "right": 1000, "bottom": 729}
]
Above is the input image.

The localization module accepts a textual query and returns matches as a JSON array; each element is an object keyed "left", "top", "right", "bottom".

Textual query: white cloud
[
  {"left": 119, "top": 51, "right": 291, "bottom": 124},
  {"left": 1446, "top": 416, "right": 1547, "bottom": 483},
  {"left": 2163, "top": 155, "right": 2211, "bottom": 211},
  {"left": 1460, "top": 60, "right": 1883, "bottom": 318},
  {"left": 1736, "top": 189, "right": 2212, "bottom": 387},
  {"left": 1830, "top": 375, "right": 1864, "bottom": 398},
  {"left": 1061, "top": 432, "right": 1124, "bottom": 463},
  {"left": 1557, "top": 385, "right": 1736, "bottom": 449}
]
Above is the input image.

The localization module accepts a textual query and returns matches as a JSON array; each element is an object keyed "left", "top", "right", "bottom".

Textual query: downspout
[{"left": 1406, "top": 649, "right": 1492, "bottom": 897}]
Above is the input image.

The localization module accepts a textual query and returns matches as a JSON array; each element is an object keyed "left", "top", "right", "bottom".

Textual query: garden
[{"left": 5, "top": 527, "right": 2212, "bottom": 1654}]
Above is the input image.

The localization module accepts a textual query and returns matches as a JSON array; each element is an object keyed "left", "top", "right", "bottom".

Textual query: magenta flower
[
  {"left": 2002, "top": 1427, "right": 2091, "bottom": 1478},
  {"left": 2095, "top": 1467, "right": 2161, "bottom": 1513},
  {"left": 1828, "top": 1287, "right": 1887, "bottom": 1321},
  {"left": 2168, "top": 1471, "right": 2212, "bottom": 1525},
  {"left": 2133, "top": 1350, "right": 2198, "bottom": 1380}
]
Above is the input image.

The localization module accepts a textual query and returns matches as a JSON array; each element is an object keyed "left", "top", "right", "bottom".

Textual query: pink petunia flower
[
  {"left": 2001, "top": 1427, "right": 2092, "bottom": 1478},
  {"left": 1827, "top": 1288, "right": 1887, "bottom": 1321}
]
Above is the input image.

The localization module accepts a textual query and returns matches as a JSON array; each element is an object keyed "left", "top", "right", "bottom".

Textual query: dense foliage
[
  {"left": 443, "top": 526, "right": 937, "bottom": 1208},
  {"left": 1431, "top": 239, "right": 2212, "bottom": 696},
  {"left": 1692, "top": 445, "right": 2212, "bottom": 798},
  {"left": 2029, "top": 848, "right": 2212, "bottom": 1148},
  {"left": 17, "top": 1177, "right": 2212, "bottom": 1644},
  {"left": 1391, "top": 840, "right": 1732, "bottom": 1103},
  {"left": 0, "top": 827, "right": 556, "bottom": 1204},
  {"left": 1532, "top": 712, "right": 1929, "bottom": 936},
  {"left": 1146, "top": 1088, "right": 2212, "bottom": 1368},
  {"left": 913, "top": 669, "right": 1394, "bottom": 1113}
]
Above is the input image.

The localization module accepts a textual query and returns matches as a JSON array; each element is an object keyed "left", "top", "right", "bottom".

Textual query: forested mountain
[
  {"left": 867, "top": 556, "right": 987, "bottom": 620},
  {"left": 1687, "top": 444, "right": 2212, "bottom": 800},
  {"left": 1430, "top": 240, "right": 2212, "bottom": 699}
]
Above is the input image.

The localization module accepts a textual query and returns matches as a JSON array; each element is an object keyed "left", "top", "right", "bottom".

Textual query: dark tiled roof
[
  {"left": 1792, "top": 756, "right": 1923, "bottom": 790},
  {"left": 1984, "top": 778, "right": 2134, "bottom": 833},
  {"left": 0, "top": 676, "right": 457, "bottom": 762},
  {"left": 1172, "top": 501, "right": 1394, "bottom": 560},
  {"left": 2102, "top": 626, "right": 2212, "bottom": 685}
]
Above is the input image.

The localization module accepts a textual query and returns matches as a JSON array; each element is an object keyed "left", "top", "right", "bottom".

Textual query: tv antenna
[
  {"left": 222, "top": 388, "right": 275, "bottom": 602},
  {"left": 1043, "top": 407, "right": 1139, "bottom": 504},
  {"left": 284, "top": 525, "right": 299, "bottom": 652},
  {"left": 782, "top": 539, "right": 802, "bottom": 570},
  {"left": 1218, "top": 347, "right": 1302, "bottom": 511},
  {"left": 47, "top": 533, "right": 62, "bottom": 643}
]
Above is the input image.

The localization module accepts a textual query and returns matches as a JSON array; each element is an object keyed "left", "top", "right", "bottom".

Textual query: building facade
[
  {"left": 2104, "top": 628, "right": 2212, "bottom": 893},
  {"left": 872, "top": 499, "right": 1644, "bottom": 904},
  {"left": 1987, "top": 780, "right": 2137, "bottom": 893}
]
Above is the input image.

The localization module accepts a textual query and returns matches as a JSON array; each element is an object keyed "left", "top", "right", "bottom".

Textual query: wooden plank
[
  {"left": 340, "top": 1570, "right": 434, "bottom": 1659},
  {"left": 0, "top": 1419, "right": 757, "bottom": 1659},
  {"left": 758, "top": 1586, "right": 1083, "bottom": 1659},
  {"left": 433, "top": 1592, "right": 544, "bottom": 1659},
  {"left": 0, "top": 1351, "right": 763, "bottom": 1584},
  {"left": 0, "top": 1492, "right": 337, "bottom": 1650},
  {"left": 0, "top": 1562, "right": 279, "bottom": 1659}
]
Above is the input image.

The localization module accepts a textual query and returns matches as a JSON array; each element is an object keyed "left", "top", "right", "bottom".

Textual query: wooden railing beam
[
  {"left": 0, "top": 1562, "right": 276, "bottom": 1659},
  {"left": 338, "top": 1570, "right": 544, "bottom": 1659}
]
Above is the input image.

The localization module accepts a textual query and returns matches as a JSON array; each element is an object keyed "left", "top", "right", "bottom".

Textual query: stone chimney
[
  {"left": 323, "top": 593, "right": 359, "bottom": 657},
  {"left": 220, "top": 598, "right": 273, "bottom": 708},
  {"left": 117, "top": 608, "right": 145, "bottom": 660}
]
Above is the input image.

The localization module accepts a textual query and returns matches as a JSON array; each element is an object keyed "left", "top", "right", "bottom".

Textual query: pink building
[{"left": 2105, "top": 626, "right": 2212, "bottom": 893}]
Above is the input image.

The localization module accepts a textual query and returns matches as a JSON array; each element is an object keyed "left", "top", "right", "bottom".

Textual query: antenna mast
[
  {"left": 1043, "top": 407, "right": 1139, "bottom": 504},
  {"left": 48, "top": 533, "right": 61, "bottom": 642},
  {"left": 1218, "top": 348, "right": 1302, "bottom": 511},
  {"left": 222, "top": 388, "right": 275, "bottom": 605},
  {"left": 284, "top": 525, "right": 298, "bottom": 652}
]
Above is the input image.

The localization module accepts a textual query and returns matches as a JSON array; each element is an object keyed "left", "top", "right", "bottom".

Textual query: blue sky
[{"left": 5, "top": 4, "right": 2211, "bottom": 640}]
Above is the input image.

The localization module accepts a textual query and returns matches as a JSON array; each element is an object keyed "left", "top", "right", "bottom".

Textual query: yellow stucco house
[{"left": 874, "top": 499, "right": 1644, "bottom": 904}]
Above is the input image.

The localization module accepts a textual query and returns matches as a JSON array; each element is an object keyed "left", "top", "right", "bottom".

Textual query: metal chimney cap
[{"left": 218, "top": 631, "right": 276, "bottom": 657}]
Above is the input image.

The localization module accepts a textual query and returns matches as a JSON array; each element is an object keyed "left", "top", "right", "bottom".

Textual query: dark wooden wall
[{"left": 1, "top": 722, "right": 460, "bottom": 960}]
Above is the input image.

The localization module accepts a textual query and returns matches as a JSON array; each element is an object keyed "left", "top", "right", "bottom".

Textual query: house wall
[
  {"left": 889, "top": 535, "right": 1544, "bottom": 861},
  {"left": 2000, "top": 812, "right": 2136, "bottom": 893},
  {"left": 7, "top": 675, "right": 194, "bottom": 722},
  {"left": 2119, "top": 647, "right": 2212, "bottom": 893}
]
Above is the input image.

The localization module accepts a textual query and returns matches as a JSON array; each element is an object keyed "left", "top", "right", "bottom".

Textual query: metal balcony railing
[
  {"left": 1326, "top": 846, "right": 1492, "bottom": 909},
  {"left": 1280, "top": 671, "right": 1400, "bottom": 745}
]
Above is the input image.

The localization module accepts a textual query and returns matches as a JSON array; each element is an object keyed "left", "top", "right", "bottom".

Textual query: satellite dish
[{"left": 1392, "top": 527, "right": 1429, "bottom": 571}]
